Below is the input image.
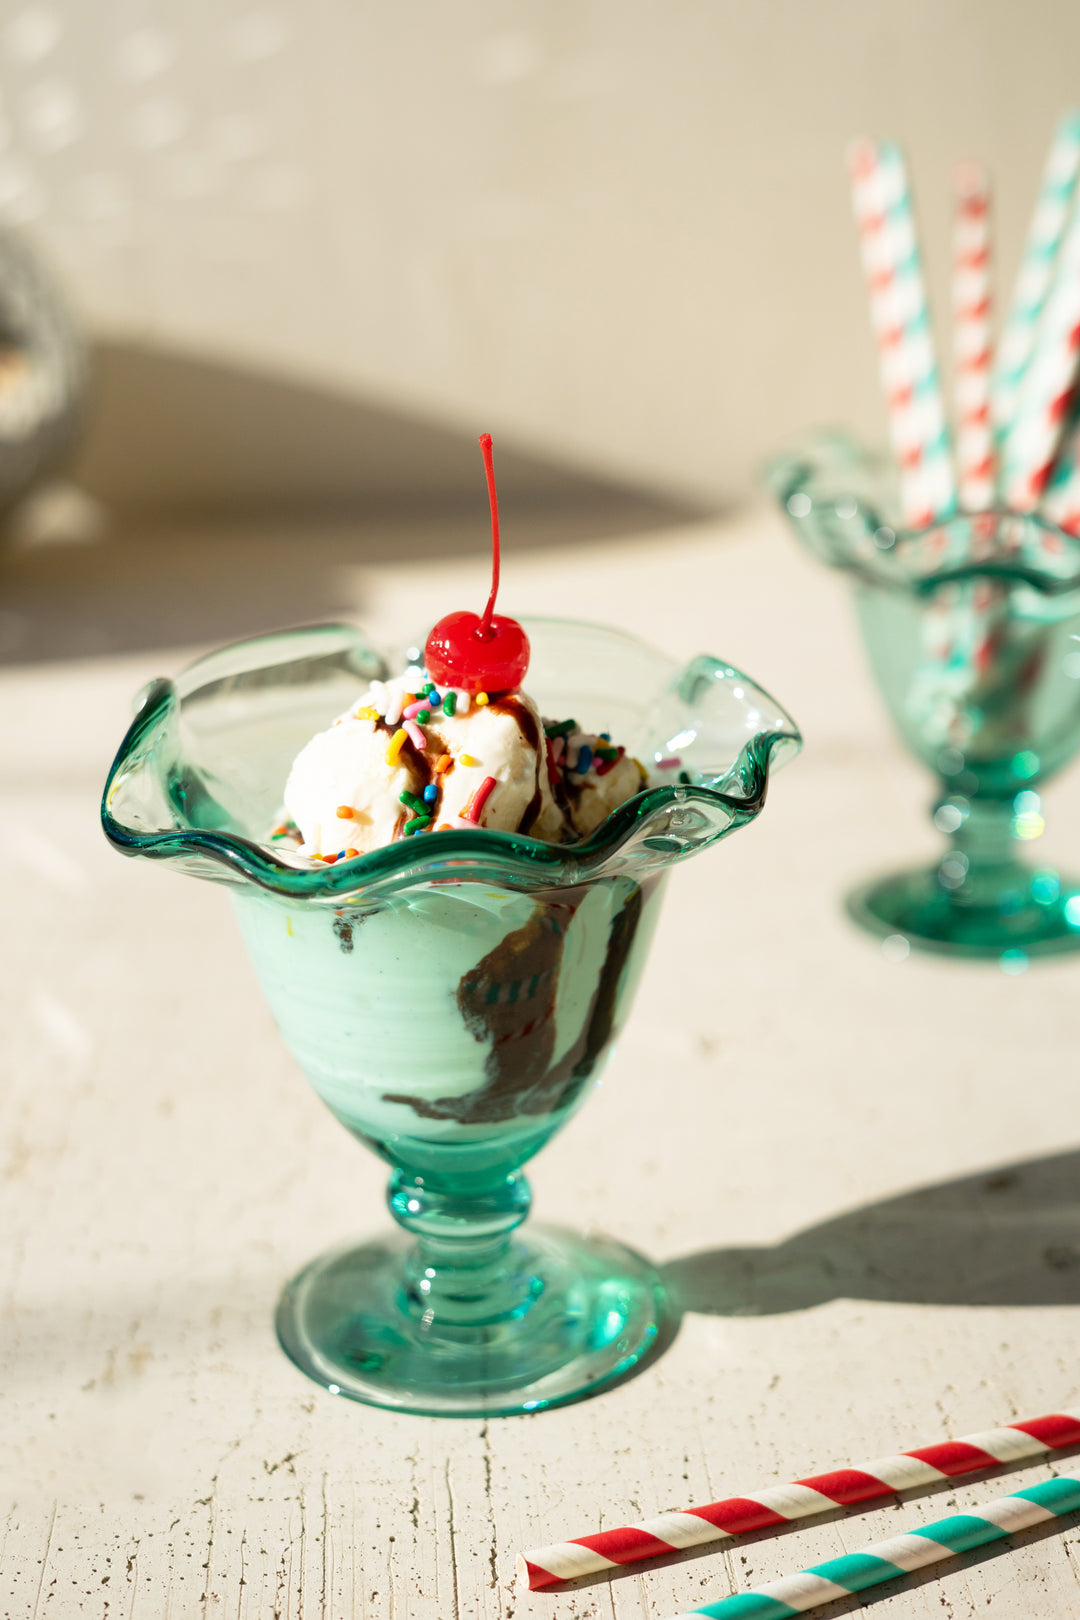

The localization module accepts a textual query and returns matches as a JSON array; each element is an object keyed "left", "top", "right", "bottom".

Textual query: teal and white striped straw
[
  {"left": 1000, "top": 178, "right": 1080, "bottom": 507},
  {"left": 992, "top": 110, "right": 1080, "bottom": 446},
  {"left": 670, "top": 1473, "right": 1080, "bottom": 1619}
]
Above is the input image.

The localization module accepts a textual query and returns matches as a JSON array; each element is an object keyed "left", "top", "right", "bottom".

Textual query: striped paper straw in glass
[
  {"left": 669, "top": 1474, "right": 1080, "bottom": 1619},
  {"left": 952, "top": 162, "right": 994, "bottom": 510},
  {"left": 848, "top": 138, "right": 955, "bottom": 528},
  {"left": 1041, "top": 423, "right": 1080, "bottom": 532},
  {"left": 517, "top": 1408, "right": 1080, "bottom": 1588},
  {"left": 992, "top": 109, "right": 1080, "bottom": 447},
  {"left": 1001, "top": 142, "right": 1080, "bottom": 509}
]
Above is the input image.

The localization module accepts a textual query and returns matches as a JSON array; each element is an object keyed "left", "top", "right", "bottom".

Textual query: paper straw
[
  {"left": 952, "top": 162, "right": 995, "bottom": 511},
  {"left": 669, "top": 1474, "right": 1080, "bottom": 1619},
  {"left": 517, "top": 1408, "right": 1080, "bottom": 1588},
  {"left": 992, "top": 110, "right": 1080, "bottom": 448},
  {"left": 848, "top": 137, "right": 956, "bottom": 529},
  {"left": 1001, "top": 173, "right": 1080, "bottom": 509},
  {"left": 1040, "top": 422, "right": 1080, "bottom": 532}
]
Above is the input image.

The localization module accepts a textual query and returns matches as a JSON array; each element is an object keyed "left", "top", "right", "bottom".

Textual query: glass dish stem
[
  {"left": 847, "top": 781, "right": 1080, "bottom": 956},
  {"left": 390, "top": 1167, "right": 537, "bottom": 1331},
  {"left": 937, "top": 787, "right": 1041, "bottom": 908}
]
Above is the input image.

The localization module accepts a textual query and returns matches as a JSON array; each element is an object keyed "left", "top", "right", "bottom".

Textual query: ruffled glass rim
[
  {"left": 101, "top": 618, "right": 801, "bottom": 902},
  {"left": 767, "top": 428, "right": 1080, "bottom": 597}
]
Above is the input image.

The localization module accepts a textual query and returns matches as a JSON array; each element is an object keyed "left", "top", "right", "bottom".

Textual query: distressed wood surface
[{"left": 3, "top": 505, "right": 1080, "bottom": 1617}]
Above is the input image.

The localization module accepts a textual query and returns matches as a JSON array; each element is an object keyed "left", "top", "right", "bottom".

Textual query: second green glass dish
[{"left": 772, "top": 431, "right": 1080, "bottom": 960}]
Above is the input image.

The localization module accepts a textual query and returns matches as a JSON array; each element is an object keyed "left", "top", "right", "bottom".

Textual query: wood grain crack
[{"left": 444, "top": 1457, "right": 460, "bottom": 1620}]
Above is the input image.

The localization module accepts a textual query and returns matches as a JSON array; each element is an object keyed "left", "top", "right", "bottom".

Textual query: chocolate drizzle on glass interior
[{"left": 385, "top": 878, "right": 652, "bottom": 1127}]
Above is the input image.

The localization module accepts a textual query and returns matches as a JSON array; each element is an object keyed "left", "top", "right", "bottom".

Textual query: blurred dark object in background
[{"left": 0, "top": 227, "right": 85, "bottom": 521}]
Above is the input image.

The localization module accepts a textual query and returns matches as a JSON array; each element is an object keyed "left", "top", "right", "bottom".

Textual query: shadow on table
[
  {"left": 665, "top": 1145, "right": 1080, "bottom": 1316},
  {"left": 0, "top": 339, "right": 710, "bottom": 665},
  {"left": 10, "top": 1149, "right": 1078, "bottom": 1427},
  {"left": 542, "top": 1148, "right": 1080, "bottom": 1597}
]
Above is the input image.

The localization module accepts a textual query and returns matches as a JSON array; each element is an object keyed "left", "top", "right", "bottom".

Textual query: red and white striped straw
[
  {"left": 516, "top": 1407, "right": 1080, "bottom": 1590},
  {"left": 1001, "top": 181, "right": 1080, "bottom": 509},
  {"left": 952, "top": 162, "right": 995, "bottom": 510},
  {"left": 848, "top": 138, "right": 955, "bottom": 529}
]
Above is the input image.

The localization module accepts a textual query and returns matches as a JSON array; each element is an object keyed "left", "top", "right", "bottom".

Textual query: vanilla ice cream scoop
[
  {"left": 284, "top": 670, "right": 577, "bottom": 857},
  {"left": 282, "top": 683, "right": 421, "bottom": 857}
]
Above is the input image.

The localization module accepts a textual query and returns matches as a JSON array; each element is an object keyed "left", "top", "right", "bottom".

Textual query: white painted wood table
[{"left": 4, "top": 505, "right": 1080, "bottom": 1617}]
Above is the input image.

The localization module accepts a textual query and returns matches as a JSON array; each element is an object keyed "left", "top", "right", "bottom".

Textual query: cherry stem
[{"left": 478, "top": 432, "right": 500, "bottom": 640}]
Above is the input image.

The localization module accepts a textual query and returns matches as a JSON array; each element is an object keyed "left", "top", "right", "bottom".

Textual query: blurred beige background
[{"left": 2, "top": 0, "right": 1079, "bottom": 513}]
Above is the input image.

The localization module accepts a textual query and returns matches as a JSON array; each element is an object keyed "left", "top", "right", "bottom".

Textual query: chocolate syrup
[
  {"left": 382, "top": 879, "right": 649, "bottom": 1125},
  {"left": 490, "top": 695, "right": 544, "bottom": 834},
  {"left": 372, "top": 709, "right": 443, "bottom": 828}
]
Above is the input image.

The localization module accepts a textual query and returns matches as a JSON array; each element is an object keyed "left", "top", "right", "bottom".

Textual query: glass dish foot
[
  {"left": 276, "top": 1224, "right": 669, "bottom": 1417},
  {"left": 847, "top": 864, "right": 1080, "bottom": 959}
]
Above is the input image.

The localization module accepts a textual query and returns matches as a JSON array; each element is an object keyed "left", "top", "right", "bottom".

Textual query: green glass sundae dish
[{"left": 102, "top": 440, "right": 800, "bottom": 1415}]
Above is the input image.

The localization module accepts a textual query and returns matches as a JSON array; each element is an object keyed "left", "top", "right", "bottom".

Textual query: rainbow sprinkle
[
  {"left": 434, "top": 753, "right": 452, "bottom": 774},
  {"left": 403, "top": 814, "right": 431, "bottom": 836},
  {"left": 442, "top": 691, "right": 457, "bottom": 717},
  {"left": 355, "top": 706, "right": 378, "bottom": 721},
  {"left": 460, "top": 753, "right": 480, "bottom": 768},
  {"left": 386, "top": 728, "right": 407, "bottom": 765},
  {"left": 423, "top": 784, "right": 438, "bottom": 804},
  {"left": 545, "top": 738, "right": 561, "bottom": 785},
  {"left": 464, "top": 775, "right": 497, "bottom": 823},
  {"left": 596, "top": 746, "right": 624, "bottom": 777},
  {"left": 475, "top": 692, "right": 489, "bottom": 707},
  {"left": 403, "top": 719, "right": 426, "bottom": 750}
]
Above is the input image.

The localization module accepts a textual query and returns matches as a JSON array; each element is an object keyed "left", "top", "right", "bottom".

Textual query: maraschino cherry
[{"left": 424, "top": 433, "right": 530, "bottom": 695}]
